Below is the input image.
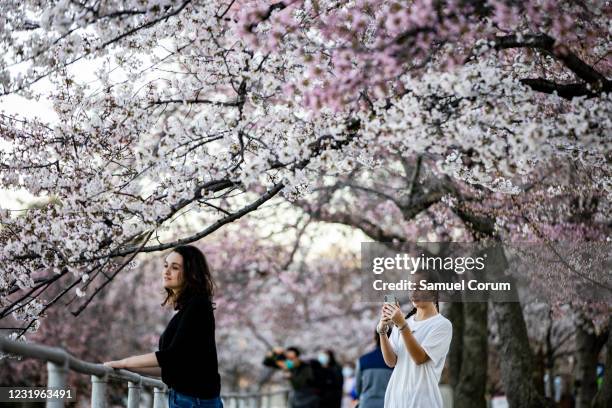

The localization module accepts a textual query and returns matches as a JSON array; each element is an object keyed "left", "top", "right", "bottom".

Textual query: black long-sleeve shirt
[{"left": 155, "top": 294, "right": 221, "bottom": 399}]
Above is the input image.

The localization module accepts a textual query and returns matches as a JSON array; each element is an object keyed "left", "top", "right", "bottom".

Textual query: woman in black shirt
[{"left": 103, "top": 245, "right": 222, "bottom": 408}]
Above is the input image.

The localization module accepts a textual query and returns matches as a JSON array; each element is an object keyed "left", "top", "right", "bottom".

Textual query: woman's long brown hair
[{"left": 161, "top": 245, "right": 215, "bottom": 311}]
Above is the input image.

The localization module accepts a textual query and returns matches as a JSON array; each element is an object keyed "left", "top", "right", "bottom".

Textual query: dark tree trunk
[
  {"left": 447, "top": 301, "right": 463, "bottom": 389},
  {"left": 454, "top": 301, "right": 488, "bottom": 408},
  {"left": 533, "top": 347, "right": 546, "bottom": 398},
  {"left": 450, "top": 208, "right": 551, "bottom": 408},
  {"left": 592, "top": 317, "right": 611, "bottom": 408},
  {"left": 545, "top": 309, "right": 556, "bottom": 401},
  {"left": 575, "top": 315, "right": 607, "bottom": 408},
  {"left": 491, "top": 300, "right": 550, "bottom": 408},
  {"left": 486, "top": 244, "right": 550, "bottom": 408}
]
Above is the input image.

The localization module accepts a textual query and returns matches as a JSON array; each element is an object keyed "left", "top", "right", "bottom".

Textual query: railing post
[
  {"left": 91, "top": 374, "right": 107, "bottom": 408},
  {"left": 127, "top": 379, "right": 141, "bottom": 408},
  {"left": 153, "top": 386, "right": 168, "bottom": 408},
  {"left": 46, "top": 361, "right": 67, "bottom": 408}
]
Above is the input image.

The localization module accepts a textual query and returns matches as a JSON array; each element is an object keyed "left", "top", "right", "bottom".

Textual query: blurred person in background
[
  {"left": 263, "top": 346, "right": 321, "bottom": 408},
  {"left": 354, "top": 329, "right": 393, "bottom": 408},
  {"left": 318, "top": 349, "right": 344, "bottom": 408},
  {"left": 342, "top": 362, "right": 357, "bottom": 408}
]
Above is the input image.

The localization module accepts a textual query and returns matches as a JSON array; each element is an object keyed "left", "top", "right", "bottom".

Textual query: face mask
[
  {"left": 285, "top": 360, "right": 295, "bottom": 370},
  {"left": 318, "top": 353, "right": 330, "bottom": 366},
  {"left": 342, "top": 367, "right": 353, "bottom": 377}
]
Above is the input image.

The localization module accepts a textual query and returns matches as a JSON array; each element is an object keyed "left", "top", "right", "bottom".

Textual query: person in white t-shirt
[{"left": 377, "top": 278, "right": 453, "bottom": 408}]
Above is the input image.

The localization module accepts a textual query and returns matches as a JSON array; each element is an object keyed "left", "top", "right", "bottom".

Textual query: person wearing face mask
[
  {"left": 262, "top": 346, "right": 320, "bottom": 408},
  {"left": 342, "top": 363, "right": 359, "bottom": 407},
  {"left": 317, "top": 349, "right": 344, "bottom": 408}
]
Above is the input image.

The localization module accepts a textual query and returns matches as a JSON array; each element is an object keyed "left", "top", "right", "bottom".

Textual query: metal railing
[
  {"left": 221, "top": 389, "right": 290, "bottom": 408},
  {"left": 0, "top": 336, "right": 290, "bottom": 408},
  {"left": 0, "top": 335, "right": 168, "bottom": 407}
]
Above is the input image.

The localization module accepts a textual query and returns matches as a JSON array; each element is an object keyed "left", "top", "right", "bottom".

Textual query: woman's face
[
  {"left": 411, "top": 297, "right": 435, "bottom": 309},
  {"left": 409, "top": 273, "right": 436, "bottom": 308},
  {"left": 163, "top": 252, "right": 184, "bottom": 293}
]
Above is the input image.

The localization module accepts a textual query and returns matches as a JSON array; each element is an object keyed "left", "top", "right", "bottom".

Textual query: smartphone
[
  {"left": 384, "top": 294, "right": 397, "bottom": 304},
  {"left": 382, "top": 295, "right": 397, "bottom": 323}
]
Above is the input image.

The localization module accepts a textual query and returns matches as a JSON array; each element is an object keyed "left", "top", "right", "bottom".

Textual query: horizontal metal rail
[
  {"left": 0, "top": 336, "right": 290, "bottom": 407},
  {"left": 0, "top": 335, "right": 166, "bottom": 388}
]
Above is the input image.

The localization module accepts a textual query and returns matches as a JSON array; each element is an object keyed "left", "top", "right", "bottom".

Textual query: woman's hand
[
  {"left": 103, "top": 359, "right": 127, "bottom": 369},
  {"left": 378, "top": 305, "right": 391, "bottom": 333},
  {"left": 383, "top": 303, "right": 406, "bottom": 328}
]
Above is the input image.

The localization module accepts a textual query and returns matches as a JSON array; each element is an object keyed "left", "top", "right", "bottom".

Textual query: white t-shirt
[{"left": 384, "top": 313, "right": 453, "bottom": 408}]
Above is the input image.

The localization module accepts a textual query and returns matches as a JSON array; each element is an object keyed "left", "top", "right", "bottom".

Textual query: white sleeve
[{"left": 420, "top": 319, "right": 453, "bottom": 365}]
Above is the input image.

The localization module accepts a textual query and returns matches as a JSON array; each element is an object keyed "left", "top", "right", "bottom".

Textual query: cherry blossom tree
[
  {"left": 236, "top": 0, "right": 611, "bottom": 189},
  {"left": 0, "top": 2, "right": 610, "bottom": 407},
  {"left": 2, "top": 214, "right": 377, "bottom": 401},
  {"left": 0, "top": 0, "right": 359, "bottom": 342},
  {"left": 0, "top": 245, "right": 165, "bottom": 407},
  {"left": 1, "top": 0, "right": 609, "bottom": 333},
  {"left": 289, "top": 147, "right": 609, "bottom": 407}
]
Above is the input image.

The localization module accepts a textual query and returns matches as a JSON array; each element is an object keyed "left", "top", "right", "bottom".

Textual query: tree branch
[
  {"left": 495, "top": 34, "right": 610, "bottom": 90},
  {"left": 520, "top": 78, "right": 611, "bottom": 100}
]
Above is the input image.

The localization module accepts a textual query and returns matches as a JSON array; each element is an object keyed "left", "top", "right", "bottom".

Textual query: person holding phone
[
  {"left": 377, "top": 277, "right": 452, "bottom": 408},
  {"left": 103, "top": 245, "right": 222, "bottom": 408},
  {"left": 263, "top": 346, "right": 321, "bottom": 408}
]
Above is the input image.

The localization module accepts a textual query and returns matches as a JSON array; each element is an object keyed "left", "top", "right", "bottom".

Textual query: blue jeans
[{"left": 168, "top": 388, "right": 224, "bottom": 408}]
